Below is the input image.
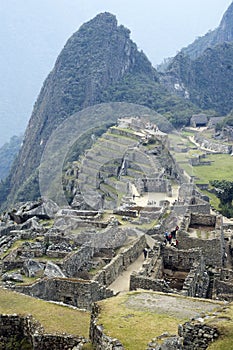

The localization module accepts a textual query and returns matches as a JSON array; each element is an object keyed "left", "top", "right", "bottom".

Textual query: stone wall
[
  {"left": 179, "top": 320, "right": 219, "bottom": 349},
  {"left": 129, "top": 245, "right": 172, "bottom": 293},
  {"left": 140, "top": 208, "right": 162, "bottom": 222},
  {"left": 0, "top": 224, "right": 19, "bottom": 237},
  {"left": 63, "top": 243, "right": 94, "bottom": 277},
  {"left": 94, "top": 234, "right": 146, "bottom": 286},
  {"left": 147, "top": 317, "right": 219, "bottom": 349},
  {"left": 178, "top": 231, "right": 224, "bottom": 267},
  {"left": 178, "top": 213, "right": 224, "bottom": 267},
  {"left": 33, "top": 334, "right": 85, "bottom": 350},
  {"left": 194, "top": 133, "right": 232, "bottom": 154},
  {"left": 15, "top": 277, "right": 113, "bottom": 311},
  {"left": 94, "top": 254, "right": 124, "bottom": 286},
  {"left": 130, "top": 247, "right": 209, "bottom": 298},
  {"left": 190, "top": 213, "right": 216, "bottom": 227},
  {"left": 213, "top": 279, "right": 233, "bottom": 301},
  {"left": 136, "top": 178, "right": 168, "bottom": 193},
  {"left": 0, "top": 314, "right": 86, "bottom": 350},
  {"left": 1, "top": 260, "right": 24, "bottom": 273},
  {"left": 172, "top": 203, "right": 210, "bottom": 216},
  {"left": 130, "top": 272, "right": 173, "bottom": 293},
  {"left": 113, "top": 208, "right": 138, "bottom": 217},
  {"left": 90, "top": 303, "right": 125, "bottom": 349},
  {"left": 181, "top": 259, "right": 209, "bottom": 298},
  {"left": 162, "top": 247, "right": 202, "bottom": 270}
]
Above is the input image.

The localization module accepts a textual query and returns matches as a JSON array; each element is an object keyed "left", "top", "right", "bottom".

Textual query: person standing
[{"left": 143, "top": 248, "right": 148, "bottom": 259}]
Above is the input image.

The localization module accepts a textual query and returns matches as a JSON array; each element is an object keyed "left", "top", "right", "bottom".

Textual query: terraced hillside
[{"left": 69, "top": 118, "right": 178, "bottom": 210}]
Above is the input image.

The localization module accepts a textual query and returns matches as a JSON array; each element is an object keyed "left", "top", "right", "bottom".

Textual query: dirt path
[
  {"left": 109, "top": 253, "right": 145, "bottom": 294},
  {"left": 188, "top": 135, "right": 217, "bottom": 153},
  {"left": 109, "top": 234, "right": 155, "bottom": 294}
]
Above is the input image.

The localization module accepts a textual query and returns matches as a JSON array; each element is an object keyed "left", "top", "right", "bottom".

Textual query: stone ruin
[
  {"left": 130, "top": 244, "right": 209, "bottom": 298},
  {"left": 0, "top": 198, "right": 148, "bottom": 310},
  {"left": 0, "top": 314, "right": 87, "bottom": 350},
  {"left": 64, "top": 117, "right": 181, "bottom": 211},
  {"left": 0, "top": 117, "right": 233, "bottom": 348}
]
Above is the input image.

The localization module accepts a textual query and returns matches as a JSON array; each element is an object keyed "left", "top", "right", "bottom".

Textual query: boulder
[
  {"left": 2, "top": 272, "right": 23, "bottom": 283},
  {"left": 44, "top": 261, "right": 66, "bottom": 278},
  {"left": 23, "top": 259, "right": 45, "bottom": 277}
]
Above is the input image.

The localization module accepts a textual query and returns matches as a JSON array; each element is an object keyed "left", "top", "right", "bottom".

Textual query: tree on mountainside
[{"left": 210, "top": 179, "right": 233, "bottom": 218}]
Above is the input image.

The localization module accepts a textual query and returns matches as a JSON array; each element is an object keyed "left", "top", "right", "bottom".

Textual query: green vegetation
[
  {"left": 168, "top": 43, "right": 233, "bottom": 115},
  {"left": 97, "top": 292, "right": 224, "bottom": 350},
  {"left": 0, "top": 288, "right": 90, "bottom": 337},
  {"left": 64, "top": 123, "right": 114, "bottom": 164},
  {"left": 207, "top": 305, "right": 233, "bottom": 350},
  {"left": 102, "top": 73, "right": 199, "bottom": 130},
  {"left": 210, "top": 180, "right": 233, "bottom": 218},
  {"left": 191, "top": 154, "right": 233, "bottom": 183},
  {"left": 98, "top": 295, "right": 181, "bottom": 350},
  {"left": 0, "top": 135, "right": 23, "bottom": 181},
  {"left": 170, "top": 130, "right": 233, "bottom": 211}
]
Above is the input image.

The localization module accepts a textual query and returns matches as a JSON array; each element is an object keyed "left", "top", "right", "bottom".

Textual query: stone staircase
[
  {"left": 72, "top": 125, "right": 168, "bottom": 210},
  {"left": 72, "top": 127, "right": 140, "bottom": 209}
]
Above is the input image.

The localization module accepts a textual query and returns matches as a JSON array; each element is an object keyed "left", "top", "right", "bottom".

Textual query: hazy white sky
[
  {"left": 0, "top": 0, "right": 232, "bottom": 144},
  {"left": 56, "top": 0, "right": 232, "bottom": 64}
]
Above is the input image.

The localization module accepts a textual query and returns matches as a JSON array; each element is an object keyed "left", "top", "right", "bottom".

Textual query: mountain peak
[
  {"left": 0, "top": 12, "right": 156, "bottom": 206},
  {"left": 180, "top": 1, "right": 233, "bottom": 59},
  {"left": 218, "top": 1, "right": 233, "bottom": 41}
]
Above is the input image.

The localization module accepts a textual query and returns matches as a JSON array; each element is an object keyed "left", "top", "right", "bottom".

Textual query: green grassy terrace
[
  {"left": 97, "top": 291, "right": 229, "bottom": 350},
  {"left": 0, "top": 287, "right": 90, "bottom": 337}
]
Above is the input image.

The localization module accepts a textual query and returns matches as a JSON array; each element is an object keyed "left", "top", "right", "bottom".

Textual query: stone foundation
[
  {"left": 93, "top": 234, "right": 146, "bottom": 286},
  {"left": 15, "top": 277, "right": 113, "bottom": 311},
  {"left": 63, "top": 243, "right": 94, "bottom": 277},
  {"left": 179, "top": 320, "right": 219, "bottom": 349},
  {"left": 0, "top": 314, "right": 86, "bottom": 350},
  {"left": 130, "top": 247, "right": 209, "bottom": 298},
  {"left": 178, "top": 213, "right": 224, "bottom": 267}
]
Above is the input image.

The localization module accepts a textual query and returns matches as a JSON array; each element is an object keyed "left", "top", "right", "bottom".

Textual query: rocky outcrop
[
  {"left": 181, "top": 2, "right": 233, "bottom": 60},
  {"left": 161, "top": 2, "right": 233, "bottom": 115}
]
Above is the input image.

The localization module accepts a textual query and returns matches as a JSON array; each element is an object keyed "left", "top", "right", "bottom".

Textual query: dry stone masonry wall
[{"left": 0, "top": 314, "right": 87, "bottom": 350}]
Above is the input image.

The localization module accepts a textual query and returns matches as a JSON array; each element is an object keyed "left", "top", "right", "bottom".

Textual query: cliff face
[
  {"left": 182, "top": 2, "right": 233, "bottom": 59},
  {"left": 161, "top": 2, "right": 233, "bottom": 115},
  {"left": 164, "top": 42, "right": 233, "bottom": 114}
]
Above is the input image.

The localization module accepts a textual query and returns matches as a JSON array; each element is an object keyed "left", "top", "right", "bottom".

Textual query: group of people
[
  {"left": 143, "top": 225, "right": 180, "bottom": 259},
  {"left": 164, "top": 225, "right": 179, "bottom": 247}
]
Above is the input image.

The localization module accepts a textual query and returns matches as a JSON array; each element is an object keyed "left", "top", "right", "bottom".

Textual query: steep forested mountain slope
[
  {"left": 161, "top": 2, "right": 233, "bottom": 115},
  {"left": 0, "top": 135, "right": 22, "bottom": 181},
  {"left": 0, "top": 12, "right": 198, "bottom": 207},
  {"left": 163, "top": 42, "right": 233, "bottom": 114}
]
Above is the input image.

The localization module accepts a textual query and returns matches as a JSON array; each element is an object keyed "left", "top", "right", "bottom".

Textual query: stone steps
[
  {"left": 104, "top": 177, "right": 128, "bottom": 194},
  {"left": 76, "top": 126, "right": 161, "bottom": 209}
]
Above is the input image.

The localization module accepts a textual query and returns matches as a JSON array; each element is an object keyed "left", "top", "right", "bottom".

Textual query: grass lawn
[
  {"left": 97, "top": 292, "right": 224, "bottom": 350},
  {"left": 98, "top": 295, "right": 181, "bottom": 350},
  {"left": 171, "top": 136, "right": 233, "bottom": 210},
  {"left": 0, "top": 288, "right": 90, "bottom": 337},
  {"left": 207, "top": 305, "right": 233, "bottom": 350},
  {"left": 192, "top": 154, "right": 233, "bottom": 183}
]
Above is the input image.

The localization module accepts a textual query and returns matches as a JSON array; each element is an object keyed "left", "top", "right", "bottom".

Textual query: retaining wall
[
  {"left": 15, "top": 277, "right": 113, "bottom": 311},
  {"left": 0, "top": 314, "right": 86, "bottom": 350},
  {"left": 93, "top": 234, "right": 146, "bottom": 286}
]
